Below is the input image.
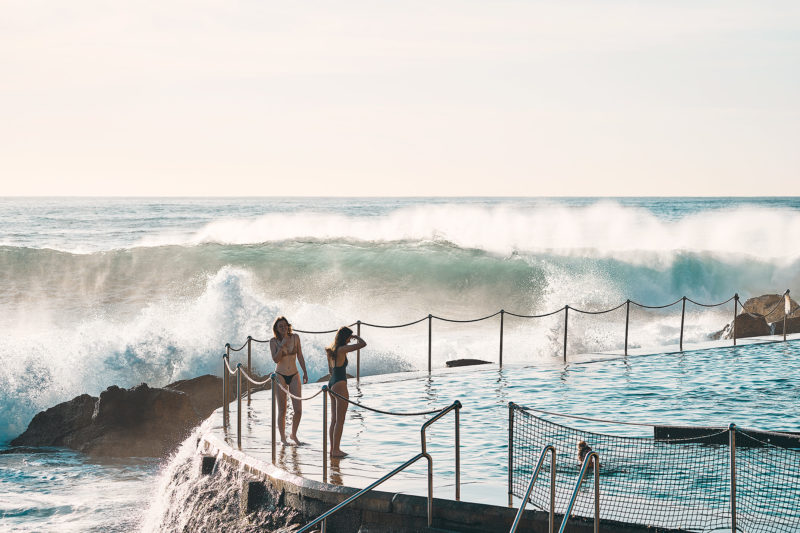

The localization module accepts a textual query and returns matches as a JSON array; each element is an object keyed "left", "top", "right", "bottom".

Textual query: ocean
[{"left": 1, "top": 196, "right": 799, "bottom": 531}]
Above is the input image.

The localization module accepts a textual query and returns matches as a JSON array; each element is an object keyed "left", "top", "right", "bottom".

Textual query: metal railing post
[
  {"left": 322, "top": 385, "right": 328, "bottom": 483},
  {"left": 508, "top": 402, "right": 514, "bottom": 507},
  {"left": 428, "top": 314, "right": 432, "bottom": 373},
  {"left": 784, "top": 289, "right": 791, "bottom": 342},
  {"left": 730, "top": 423, "right": 737, "bottom": 533},
  {"left": 356, "top": 321, "right": 361, "bottom": 381},
  {"left": 733, "top": 294, "right": 739, "bottom": 346},
  {"left": 247, "top": 336, "right": 252, "bottom": 405},
  {"left": 509, "top": 445, "right": 557, "bottom": 533},
  {"left": 558, "top": 451, "right": 600, "bottom": 533},
  {"left": 236, "top": 364, "right": 242, "bottom": 449},
  {"left": 624, "top": 299, "right": 630, "bottom": 356},
  {"left": 680, "top": 296, "right": 686, "bottom": 351},
  {"left": 225, "top": 345, "right": 231, "bottom": 426},
  {"left": 563, "top": 306, "right": 569, "bottom": 362},
  {"left": 455, "top": 401, "right": 461, "bottom": 501},
  {"left": 499, "top": 310, "right": 505, "bottom": 367},
  {"left": 271, "top": 374, "right": 276, "bottom": 464},
  {"left": 222, "top": 354, "right": 228, "bottom": 428}
]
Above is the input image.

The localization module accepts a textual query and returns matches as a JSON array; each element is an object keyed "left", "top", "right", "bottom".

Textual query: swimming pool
[{"left": 217, "top": 338, "right": 800, "bottom": 529}]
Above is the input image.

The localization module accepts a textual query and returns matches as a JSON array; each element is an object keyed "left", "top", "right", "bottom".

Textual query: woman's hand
[{"left": 302, "top": 372, "right": 308, "bottom": 384}]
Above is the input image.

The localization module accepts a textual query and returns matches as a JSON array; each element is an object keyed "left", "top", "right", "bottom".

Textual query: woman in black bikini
[
  {"left": 270, "top": 316, "right": 308, "bottom": 445},
  {"left": 326, "top": 326, "right": 366, "bottom": 458}
]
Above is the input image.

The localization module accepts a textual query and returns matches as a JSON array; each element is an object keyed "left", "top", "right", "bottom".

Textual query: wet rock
[
  {"left": 740, "top": 293, "right": 799, "bottom": 323},
  {"left": 12, "top": 375, "right": 230, "bottom": 457},
  {"left": 717, "top": 313, "right": 770, "bottom": 340},
  {"left": 773, "top": 316, "right": 800, "bottom": 336},
  {"left": 445, "top": 358, "right": 492, "bottom": 367}
]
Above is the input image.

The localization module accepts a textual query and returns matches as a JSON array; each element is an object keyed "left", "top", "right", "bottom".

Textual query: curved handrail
[
  {"left": 299, "top": 400, "right": 462, "bottom": 532},
  {"left": 509, "top": 445, "right": 556, "bottom": 533},
  {"left": 558, "top": 451, "right": 600, "bottom": 533}
]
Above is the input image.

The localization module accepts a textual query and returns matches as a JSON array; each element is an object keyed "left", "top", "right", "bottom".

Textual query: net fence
[{"left": 509, "top": 405, "right": 800, "bottom": 532}]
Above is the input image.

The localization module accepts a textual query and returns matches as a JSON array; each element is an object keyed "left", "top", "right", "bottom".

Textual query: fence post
[
  {"left": 624, "top": 300, "right": 630, "bottom": 356},
  {"left": 730, "top": 423, "right": 737, "bottom": 533},
  {"left": 222, "top": 354, "right": 228, "bottom": 428},
  {"left": 499, "top": 310, "right": 505, "bottom": 368},
  {"left": 428, "top": 314, "right": 432, "bottom": 373},
  {"left": 733, "top": 294, "right": 739, "bottom": 346},
  {"left": 247, "top": 336, "right": 252, "bottom": 405},
  {"left": 455, "top": 401, "right": 461, "bottom": 501},
  {"left": 785, "top": 289, "right": 791, "bottom": 342},
  {"left": 563, "top": 306, "right": 569, "bottom": 362},
  {"left": 508, "top": 402, "right": 514, "bottom": 507},
  {"left": 356, "top": 321, "right": 361, "bottom": 381},
  {"left": 236, "top": 364, "right": 242, "bottom": 450},
  {"left": 322, "top": 386, "right": 328, "bottom": 483},
  {"left": 680, "top": 297, "right": 686, "bottom": 352},
  {"left": 225, "top": 344, "right": 231, "bottom": 426},
  {"left": 271, "top": 374, "right": 276, "bottom": 464}
]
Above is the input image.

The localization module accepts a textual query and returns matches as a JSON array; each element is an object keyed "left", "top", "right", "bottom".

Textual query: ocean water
[{"left": 1, "top": 196, "right": 799, "bottom": 531}]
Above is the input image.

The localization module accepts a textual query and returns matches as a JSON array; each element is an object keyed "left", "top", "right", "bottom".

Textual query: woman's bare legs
[
  {"left": 288, "top": 377, "right": 303, "bottom": 444},
  {"left": 276, "top": 384, "right": 288, "bottom": 445},
  {"left": 330, "top": 381, "right": 349, "bottom": 457}
]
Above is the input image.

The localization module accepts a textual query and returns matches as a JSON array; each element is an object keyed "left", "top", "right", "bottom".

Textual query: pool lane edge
[{"left": 198, "top": 432, "right": 689, "bottom": 533}]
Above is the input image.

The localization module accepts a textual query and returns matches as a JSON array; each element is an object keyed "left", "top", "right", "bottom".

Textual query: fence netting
[{"left": 510, "top": 405, "right": 800, "bottom": 532}]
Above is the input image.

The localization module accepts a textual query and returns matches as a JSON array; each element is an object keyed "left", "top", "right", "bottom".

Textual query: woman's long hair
[
  {"left": 326, "top": 326, "right": 353, "bottom": 366},
  {"left": 272, "top": 316, "right": 293, "bottom": 341}
]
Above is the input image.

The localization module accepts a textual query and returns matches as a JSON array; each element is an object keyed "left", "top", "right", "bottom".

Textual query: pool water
[{"left": 218, "top": 339, "right": 800, "bottom": 514}]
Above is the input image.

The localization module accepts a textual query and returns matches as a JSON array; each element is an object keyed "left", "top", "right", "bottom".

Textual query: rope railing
[
  {"left": 224, "top": 290, "right": 795, "bottom": 381},
  {"left": 326, "top": 387, "right": 447, "bottom": 416}
]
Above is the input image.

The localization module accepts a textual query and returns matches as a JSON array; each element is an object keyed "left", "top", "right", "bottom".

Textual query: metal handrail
[
  {"left": 297, "top": 452, "right": 429, "bottom": 533},
  {"left": 300, "top": 400, "right": 462, "bottom": 532},
  {"left": 509, "top": 444, "right": 556, "bottom": 533},
  {"left": 558, "top": 451, "right": 600, "bottom": 533}
]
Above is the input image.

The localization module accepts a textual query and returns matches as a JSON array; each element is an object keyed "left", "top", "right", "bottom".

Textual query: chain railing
[{"left": 225, "top": 290, "right": 794, "bottom": 380}]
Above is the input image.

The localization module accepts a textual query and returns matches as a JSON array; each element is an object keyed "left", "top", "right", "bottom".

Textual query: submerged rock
[{"left": 11, "top": 375, "right": 228, "bottom": 457}]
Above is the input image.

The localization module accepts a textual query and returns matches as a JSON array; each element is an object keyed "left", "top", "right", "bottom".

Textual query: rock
[
  {"left": 772, "top": 316, "right": 800, "bottom": 336},
  {"left": 9, "top": 394, "right": 95, "bottom": 448},
  {"left": 740, "top": 293, "right": 799, "bottom": 322},
  {"left": 445, "top": 359, "right": 492, "bottom": 367},
  {"left": 720, "top": 313, "right": 770, "bottom": 340},
  {"left": 11, "top": 375, "right": 232, "bottom": 457}
]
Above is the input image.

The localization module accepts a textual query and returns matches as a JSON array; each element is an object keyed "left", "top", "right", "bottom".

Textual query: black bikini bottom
[{"left": 279, "top": 372, "right": 297, "bottom": 386}]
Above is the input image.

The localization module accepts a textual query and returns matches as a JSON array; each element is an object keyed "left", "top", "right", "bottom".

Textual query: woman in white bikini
[{"left": 270, "top": 316, "right": 308, "bottom": 445}]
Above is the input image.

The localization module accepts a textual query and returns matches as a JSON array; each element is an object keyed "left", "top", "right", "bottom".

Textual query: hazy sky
[{"left": 2, "top": 1, "right": 798, "bottom": 196}]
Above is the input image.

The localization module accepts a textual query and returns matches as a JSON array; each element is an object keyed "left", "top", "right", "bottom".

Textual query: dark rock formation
[
  {"left": 740, "top": 293, "right": 799, "bottom": 323},
  {"left": 773, "top": 316, "right": 800, "bottom": 336},
  {"left": 713, "top": 293, "right": 799, "bottom": 340},
  {"left": 445, "top": 358, "right": 492, "bottom": 367},
  {"left": 717, "top": 313, "right": 770, "bottom": 340},
  {"left": 11, "top": 374, "right": 227, "bottom": 457}
]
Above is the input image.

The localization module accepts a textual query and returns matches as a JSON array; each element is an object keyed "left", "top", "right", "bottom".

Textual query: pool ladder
[{"left": 509, "top": 446, "right": 600, "bottom": 533}]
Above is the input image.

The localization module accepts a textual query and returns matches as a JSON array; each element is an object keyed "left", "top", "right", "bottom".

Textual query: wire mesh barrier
[{"left": 508, "top": 404, "right": 800, "bottom": 532}]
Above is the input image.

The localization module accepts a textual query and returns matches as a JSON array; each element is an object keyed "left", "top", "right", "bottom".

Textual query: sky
[{"left": 1, "top": 1, "right": 798, "bottom": 196}]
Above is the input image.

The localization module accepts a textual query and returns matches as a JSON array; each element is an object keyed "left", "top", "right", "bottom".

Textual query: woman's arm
[
  {"left": 295, "top": 335, "right": 309, "bottom": 383},
  {"left": 270, "top": 338, "right": 284, "bottom": 364},
  {"left": 339, "top": 335, "right": 367, "bottom": 354}
]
